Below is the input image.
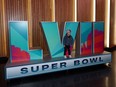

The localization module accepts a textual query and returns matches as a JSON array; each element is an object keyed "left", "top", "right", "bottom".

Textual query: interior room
[{"left": 0, "top": 0, "right": 116, "bottom": 87}]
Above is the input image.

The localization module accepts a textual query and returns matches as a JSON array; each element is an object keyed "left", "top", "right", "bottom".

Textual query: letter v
[{"left": 41, "top": 22, "right": 79, "bottom": 58}]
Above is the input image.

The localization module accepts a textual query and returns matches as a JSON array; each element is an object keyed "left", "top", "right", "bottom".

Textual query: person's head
[{"left": 66, "top": 29, "right": 71, "bottom": 36}]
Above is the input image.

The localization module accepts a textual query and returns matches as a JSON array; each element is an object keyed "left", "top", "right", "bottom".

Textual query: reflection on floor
[{"left": 0, "top": 50, "right": 116, "bottom": 87}]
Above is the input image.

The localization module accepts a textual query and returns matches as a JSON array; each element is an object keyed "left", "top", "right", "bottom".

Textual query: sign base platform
[{"left": 5, "top": 51, "right": 112, "bottom": 80}]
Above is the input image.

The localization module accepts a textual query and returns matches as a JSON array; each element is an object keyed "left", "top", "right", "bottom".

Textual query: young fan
[{"left": 63, "top": 30, "right": 74, "bottom": 58}]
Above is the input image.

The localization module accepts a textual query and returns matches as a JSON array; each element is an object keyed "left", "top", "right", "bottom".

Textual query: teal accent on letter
[
  {"left": 9, "top": 21, "right": 43, "bottom": 63},
  {"left": 80, "top": 22, "right": 92, "bottom": 43},
  {"left": 94, "top": 22, "right": 104, "bottom": 31}
]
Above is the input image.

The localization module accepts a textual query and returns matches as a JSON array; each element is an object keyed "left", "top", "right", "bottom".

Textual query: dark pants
[{"left": 64, "top": 45, "right": 71, "bottom": 55}]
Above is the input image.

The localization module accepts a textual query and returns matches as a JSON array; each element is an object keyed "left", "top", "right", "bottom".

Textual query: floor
[{"left": 0, "top": 49, "right": 116, "bottom": 87}]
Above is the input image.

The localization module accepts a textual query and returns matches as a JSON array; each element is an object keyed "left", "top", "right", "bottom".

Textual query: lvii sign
[
  {"left": 6, "top": 21, "right": 111, "bottom": 80},
  {"left": 9, "top": 21, "right": 104, "bottom": 63}
]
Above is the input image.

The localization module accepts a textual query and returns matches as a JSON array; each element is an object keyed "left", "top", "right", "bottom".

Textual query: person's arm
[
  {"left": 63, "top": 36, "right": 66, "bottom": 46},
  {"left": 70, "top": 36, "right": 74, "bottom": 46}
]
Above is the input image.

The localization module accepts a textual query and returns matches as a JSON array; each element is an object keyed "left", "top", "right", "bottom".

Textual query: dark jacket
[{"left": 63, "top": 34, "right": 74, "bottom": 46}]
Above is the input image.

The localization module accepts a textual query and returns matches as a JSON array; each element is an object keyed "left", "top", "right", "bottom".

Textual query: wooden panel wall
[
  {"left": 31, "top": 0, "right": 53, "bottom": 54},
  {"left": 96, "top": 0, "right": 105, "bottom": 21},
  {"left": 55, "top": 0, "right": 74, "bottom": 38},
  {"left": 110, "top": 0, "right": 116, "bottom": 47},
  {"left": 5, "top": 0, "right": 28, "bottom": 21},
  {"left": 0, "top": 0, "right": 7, "bottom": 57},
  {"left": 77, "top": 0, "right": 92, "bottom": 21},
  {"left": 0, "top": 0, "right": 4, "bottom": 57}
]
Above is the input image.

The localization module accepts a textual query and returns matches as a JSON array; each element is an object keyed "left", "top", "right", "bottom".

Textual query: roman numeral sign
[
  {"left": 9, "top": 21, "right": 104, "bottom": 63},
  {"left": 6, "top": 21, "right": 111, "bottom": 80}
]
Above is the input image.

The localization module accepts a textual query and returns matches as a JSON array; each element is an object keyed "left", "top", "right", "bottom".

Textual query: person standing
[{"left": 63, "top": 30, "right": 74, "bottom": 58}]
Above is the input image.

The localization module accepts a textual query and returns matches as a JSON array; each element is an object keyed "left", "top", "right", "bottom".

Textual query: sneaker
[
  {"left": 69, "top": 55, "right": 72, "bottom": 58},
  {"left": 64, "top": 55, "right": 67, "bottom": 58}
]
